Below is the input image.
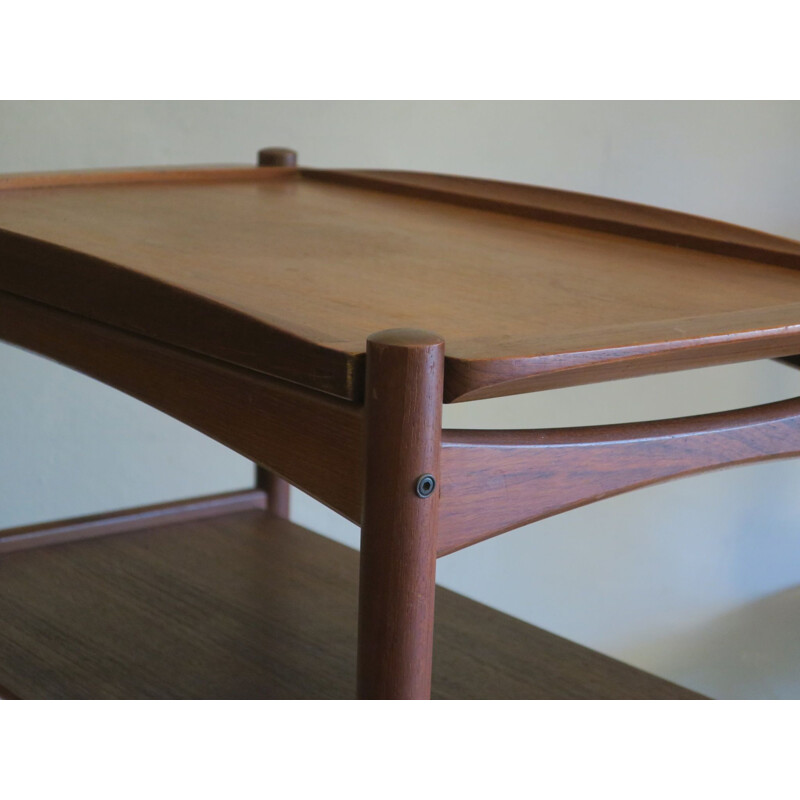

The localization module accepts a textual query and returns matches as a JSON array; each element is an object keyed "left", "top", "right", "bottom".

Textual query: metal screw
[{"left": 415, "top": 473, "right": 436, "bottom": 498}]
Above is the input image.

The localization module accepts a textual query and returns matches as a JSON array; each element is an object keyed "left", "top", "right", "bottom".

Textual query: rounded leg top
[{"left": 257, "top": 148, "right": 298, "bottom": 168}]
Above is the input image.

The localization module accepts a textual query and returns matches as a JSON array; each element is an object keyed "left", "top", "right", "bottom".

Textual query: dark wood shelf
[{"left": 0, "top": 508, "right": 702, "bottom": 700}]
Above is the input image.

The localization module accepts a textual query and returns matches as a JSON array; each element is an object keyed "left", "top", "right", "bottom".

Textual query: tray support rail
[{"left": 437, "top": 395, "right": 800, "bottom": 556}]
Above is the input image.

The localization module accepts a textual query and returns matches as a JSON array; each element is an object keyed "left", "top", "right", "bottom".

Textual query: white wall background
[{"left": 1, "top": 101, "right": 800, "bottom": 699}]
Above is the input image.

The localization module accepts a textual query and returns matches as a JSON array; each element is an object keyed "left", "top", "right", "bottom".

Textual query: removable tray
[{"left": 1, "top": 164, "right": 800, "bottom": 402}]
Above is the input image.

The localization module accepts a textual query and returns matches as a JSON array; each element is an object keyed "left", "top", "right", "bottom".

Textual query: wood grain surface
[
  {"left": 0, "top": 290, "right": 362, "bottom": 523},
  {"left": 306, "top": 168, "right": 800, "bottom": 267},
  {"left": 358, "top": 330, "right": 444, "bottom": 699},
  {"left": 0, "top": 510, "right": 704, "bottom": 699},
  {"left": 0, "top": 165, "right": 292, "bottom": 191},
  {"left": 0, "top": 490, "right": 266, "bottom": 556},
  {"left": 438, "top": 394, "right": 800, "bottom": 554},
  {"left": 1, "top": 164, "right": 800, "bottom": 401},
  {"left": 256, "top": 467, "right": 291, "bottom": 519}
]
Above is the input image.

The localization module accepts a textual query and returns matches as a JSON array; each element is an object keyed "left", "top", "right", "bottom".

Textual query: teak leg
[
  {"left": 357, "top": 329, "right": 444, "bottom": 699},
  {"left": 255, "top": 466, "right": 291, "bottom": 519}
]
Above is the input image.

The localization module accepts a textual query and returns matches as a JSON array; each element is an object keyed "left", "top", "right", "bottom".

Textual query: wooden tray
[{"left": 2, "top": 162, "right": 800, "bottom": 402}]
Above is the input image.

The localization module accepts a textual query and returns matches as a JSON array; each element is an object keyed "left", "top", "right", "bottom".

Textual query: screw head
[{"left": 415, "top": 473, "right": 436, "bottom": 498}]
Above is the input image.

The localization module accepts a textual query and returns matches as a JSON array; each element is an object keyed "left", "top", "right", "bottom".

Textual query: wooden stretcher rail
[
  {"left": 0, "top": 290, "right": 363, "bottom": 525},
  {"left": 437, "top": 394, "right": 800, "bottom": 556},
  {"left": 0, "top": 489, "right": 267, "bottom": 556}
]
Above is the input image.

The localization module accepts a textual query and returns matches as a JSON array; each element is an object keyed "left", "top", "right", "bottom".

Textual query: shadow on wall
[{"left": 639, "top": 586, "right": 800, "bottom": 699}]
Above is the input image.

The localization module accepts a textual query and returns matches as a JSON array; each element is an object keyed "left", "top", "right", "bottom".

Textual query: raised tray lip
[
  {"left": 2, "top": 163, "right": 800, "bottom": 404},
  {"left": 301, "top": 166, "right": 800, "bottom": 268},
  {"left": 6, "top": 162, "right": 799, "bottom": 262},
  {"left": 0, "top": 163, "right": 291, "bottom": 191}
]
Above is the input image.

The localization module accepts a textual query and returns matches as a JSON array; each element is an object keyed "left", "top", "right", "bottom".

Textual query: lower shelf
[{"left": 0, "top": 507, "right": 703, "bottom": 699}]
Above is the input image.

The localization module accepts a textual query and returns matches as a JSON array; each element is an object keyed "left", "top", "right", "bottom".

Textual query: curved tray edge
[{"left": 0, "top": 226, "right": 361, "bottom": 400}]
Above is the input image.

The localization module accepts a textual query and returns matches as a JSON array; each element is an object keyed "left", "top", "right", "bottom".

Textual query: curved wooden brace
[
  {"left": 437, "top": 396, "right": 800, "bottom": 556},
  {"left": 0, "top": 291, "right": 363, "bottom": 524}
]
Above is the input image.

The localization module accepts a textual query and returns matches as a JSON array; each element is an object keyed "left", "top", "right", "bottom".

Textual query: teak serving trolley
[{"left": 3, "top": 149, "right": 800, "bottom": 700}]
